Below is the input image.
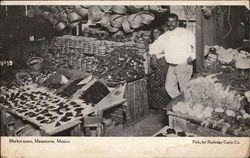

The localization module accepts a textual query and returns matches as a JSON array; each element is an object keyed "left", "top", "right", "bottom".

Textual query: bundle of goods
[
  {"left": 153, "top": 126, "right": 196, "bottom": 137},
  {"left": 28, "top": 5, "right": 168, "bottom": 32},
  {"left": 171, "top": 75, "right": 250, "bottom": 136},
  {"left": 0, "top": 83, "right": 96, "bottom": 135},
  {"left": 93, "top": 46, "right": 146, "bottom": 82},
  {"left": 204, "top": 45, "right": 250, "bottom": 93}
]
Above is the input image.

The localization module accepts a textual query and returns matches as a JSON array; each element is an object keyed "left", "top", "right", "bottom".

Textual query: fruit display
[{"left": 0, "top": 83, "right": 97, "bottom": 135}]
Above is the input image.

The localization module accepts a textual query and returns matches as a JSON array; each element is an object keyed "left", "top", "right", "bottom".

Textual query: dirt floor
[{"left": 104, "top": 109, "right": 167, "bottom": 136}]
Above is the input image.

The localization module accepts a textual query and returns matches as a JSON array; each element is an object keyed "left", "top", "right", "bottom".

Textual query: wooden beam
[{"left": 195, "top": 6, "right": 205, "bottom": 73}]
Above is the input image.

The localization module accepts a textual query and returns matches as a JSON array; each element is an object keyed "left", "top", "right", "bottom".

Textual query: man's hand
[
  {"left": 150, "top": 55, "right": 158, "bottom": 69},
  {"left": 187, "top": 57, "right": 193, "bottom": 65}
]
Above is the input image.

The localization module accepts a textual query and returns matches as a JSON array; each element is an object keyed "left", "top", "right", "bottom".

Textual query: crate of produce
[
  {"left": 168, "top": 111, "right": 233, "bottom": 137},
  {"left": 123, "top": 77, "right": 149, "bottom": 126}
]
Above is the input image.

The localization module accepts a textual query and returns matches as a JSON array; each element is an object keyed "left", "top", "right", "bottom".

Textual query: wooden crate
[
  {"left": 123, "top": 77, "right": 149, "bottom": 126},
  {"left": 168, "top": 112, "right": 233, "bottom": 137}
]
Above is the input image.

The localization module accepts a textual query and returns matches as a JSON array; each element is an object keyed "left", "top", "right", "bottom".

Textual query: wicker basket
[
  {"left": 111, "top": 5, "right": 127, "bottom": 15},
  {"left": 88, "top": 6, "right": 104, "bottom": 24},
  {"left": 27, "top": 57, "right": 44, "bottom": 72},
  {"left": 128, "top": 13, "right": 143, "bottom": 29},
  {"left": 122, "top": 15, "right": 134, "bottom": 33},
  {"left": 110, "top": 14, "right": 124, "bottom": 28}
]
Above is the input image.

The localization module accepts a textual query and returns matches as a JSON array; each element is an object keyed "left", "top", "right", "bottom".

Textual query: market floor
[{"left": 104, "top": 109, "right": 167, "bottom": 136}]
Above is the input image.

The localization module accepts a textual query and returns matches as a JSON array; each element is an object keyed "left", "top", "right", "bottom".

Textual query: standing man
[{"left": 149, "top": 13, "right": 196, "bottom": 98}]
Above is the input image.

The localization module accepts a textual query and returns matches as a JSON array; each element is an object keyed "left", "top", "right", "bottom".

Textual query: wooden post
[{"left": 195, "top": 6, "right": 204, "bottom": 73}]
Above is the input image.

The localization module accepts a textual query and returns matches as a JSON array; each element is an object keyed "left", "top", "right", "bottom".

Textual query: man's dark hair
[{"left": 168, "top": 13, "right": 179, "bottom": 21}]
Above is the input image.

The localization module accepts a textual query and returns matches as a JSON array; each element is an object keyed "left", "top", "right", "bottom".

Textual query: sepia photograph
[{"left": 0, "top": 4, "right": 249, "bottom": 139}]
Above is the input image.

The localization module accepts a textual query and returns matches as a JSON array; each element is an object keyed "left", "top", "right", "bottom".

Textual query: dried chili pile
[
  {"left": 79, "top": 81, "right": 110, "bottom": 105},
  {"left": 94, "top": 46, "right": 145, "bottom": 82},
  {"left": 203, "top": 63, "right": 249, "bottom": 94},
  {"left": 57, "top": 78, "right": 86, "bottom": 98}
]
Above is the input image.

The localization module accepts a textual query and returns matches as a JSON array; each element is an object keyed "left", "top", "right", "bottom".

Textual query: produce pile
[
  {"left": 154, "top": 126, "right": 196, "bottom": 137},
  {"left": 0, "top": 84, "right": 95, "bottom": 134},
  {"left": 204, "top": 45, "right": 250, "bottom": 93},
  {"left": 40, "top": 73, "right": 69, "bottom": 90},
  {"left": 57, "top": 78, "right": 86, "bottom": 98},
  {"left": 46, "top": 36, "right": 148, "bottom": 73},
  {"left": 94, "top": 46, "right": 146, "bottom": 82},
  {"left": 79, "top": 81, "right": 110, "bottom": 105},
  {"left": 172, "top": 75, "right": 250, "bottom": 136}
]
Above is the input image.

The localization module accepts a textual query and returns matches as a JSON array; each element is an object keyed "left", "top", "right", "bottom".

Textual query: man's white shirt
[{"left": 149, "top": 27, "right": 196, "bottom": 64}]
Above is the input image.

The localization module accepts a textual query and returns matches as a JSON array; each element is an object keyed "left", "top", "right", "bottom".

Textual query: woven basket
[
  {"left": 111, "top": 5, "right": 127, "bottom": 14},
  {"left": 68, "top": 21, "right": 80, "bottom": 28},
  {"left": 27, "top": 57, "right": 44, "bottom": 72},
  {"left": 100, "top": 6, "right": 112, "bottom": 12},
  {"left": 101, "top": 13, "right": 111, "bottom": 27},
  {"left": 55, "top": 21, "right": 67, "bottom": 31},
  {"left": 67, "top": 10, "right": 81, "bottom": 23},
  {"left": 110, "top": 14, "right": 124, "bottom": 28},
  {"left": 74, "top": 5, "right": 88, "bottom": 19},
  {"left": 133, "top": 5, "right": 145, "bottom": 9},
  {"left": 140, "top": 11, "right": 155, "bottom": 25},
  {"left": 106, "top": 25, "right": 119, "bottom": 33},
  {"left": 59, "top": 11, "right": 68, "bottom": 23},
  {"left": 88, "top": 6, "right": 104, "bottom": 24},
  {"left": 122, "top": 15, "right": 134, "bottom": 33},
  {"left": 127, "top": 5, "right": 141, "bottom": 14},
  {"left": 128, "top": 13, "right": 143, "bottom": 29},
  {"left": 55, "top": 6, "right": 64, "bottom": 12}
]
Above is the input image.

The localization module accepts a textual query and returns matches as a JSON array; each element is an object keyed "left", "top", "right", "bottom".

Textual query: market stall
[{"left": 1, "top": 5, "right": 249, "bottom": 137}]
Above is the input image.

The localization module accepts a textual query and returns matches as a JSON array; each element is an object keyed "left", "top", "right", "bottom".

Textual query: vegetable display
[
  {"left": 171, "top": 75, "right": 250, "bottom": 136},
  {"left": 79, "top": 81, "right": 110, "bottom": 105},
  {"left": 93, "top": 46, "right": 146, "bottom": 82}
]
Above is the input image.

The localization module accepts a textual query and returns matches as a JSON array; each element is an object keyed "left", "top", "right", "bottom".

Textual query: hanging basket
[
  {"left": 59, "top": 11, "right": 68, "bottom": 23},
  {"left": 101, "top": 13, "right": 111, "bottom": 27},
  {"left": 106, "top": 25, "right": 119, "bottom": 33},
  {"left": 122, "top": 15, "right": 134, "bottom": 33},
  {"left": 88, "top": 6, "right": 104, "bottom": 24},
  {"left": 139, "top": 11, "right": 155, "bottom": 25},
  {"left": 100, "top": 6, "right": 112, "bottom": 12},
  {"left": 128, "top": 13, "right": 143, "bottom": 29},
  {"left": 127, "top": 5, "right": 141, "bottom": 14},
  {"left": 111, "top": 5, "right": 127, "bottom": 15},
  {"left": 110, "top": 14, "right": 124, "bottom": 28},
  {"left": 74, "top": 5, "right": 88, "bottom": 19},
  {"left": 55, "top": 21, "right": 67, "bottom": 31},
  {"left": 67, "top": 10, "right": 82, "bottom": 23}
]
